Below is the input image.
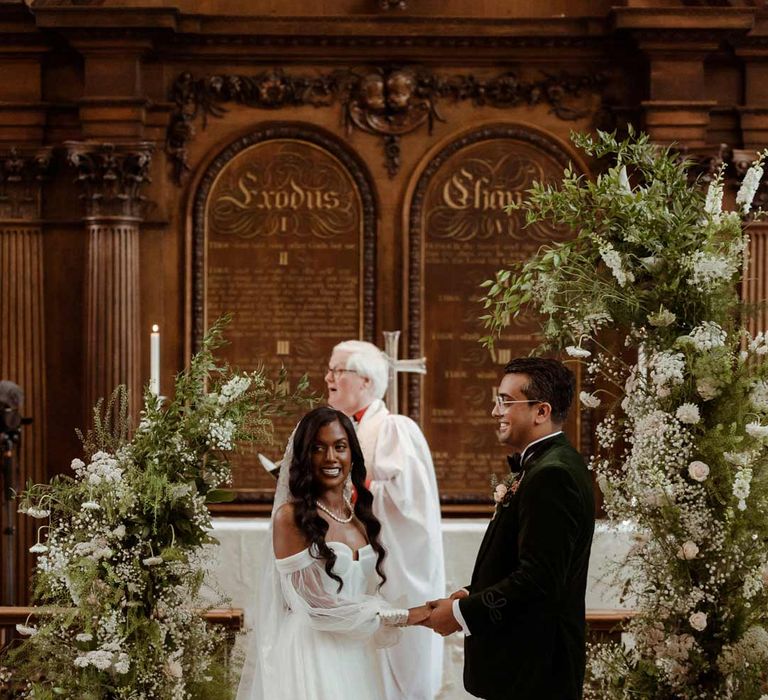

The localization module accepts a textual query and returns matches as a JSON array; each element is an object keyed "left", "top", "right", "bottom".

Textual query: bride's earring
[{"left": 343, "top": 473, "right": 353, "bottom": 501}]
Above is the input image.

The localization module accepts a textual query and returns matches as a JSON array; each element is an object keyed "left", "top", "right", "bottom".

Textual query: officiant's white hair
[{"left": 333, "top": 340, "right": 388, "bottom": 400}]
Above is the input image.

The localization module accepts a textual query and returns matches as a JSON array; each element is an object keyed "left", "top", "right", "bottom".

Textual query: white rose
[
  {"left": 579, "top": 391, "right": 601, "bottom": 409},
  {"left": 688, "top": 461, "right": 710, "bottom": 482},
  {"left": 493, "top": 484, "right": 508, "bottom": 503},
  {"left": 689, "top": 611, "right": 707, "bottom": 632},
  {"left": 677, "top": 541, "right": 699, "bottom": 560}
]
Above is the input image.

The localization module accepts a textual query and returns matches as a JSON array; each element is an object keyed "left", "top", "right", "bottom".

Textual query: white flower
[
  {"left": 599, "top": 241, "right": 635, "bottom": 287},
  {"left": 70, "top": 458, "right": 85, "bottom": 475},
  {"left": 675, "top": 403, "right": 700, "bottom": 425},
  {"left": 208, "top": 418, "right": 236, "bottom": 451},
  {"left": 142, "top": 556, "right": 163, "bottom": 566},
  {"left": 493, "top": 484, "right": 508, "bottom": 504},
  {"left": 688, "top": 321, "right": 727, "bottom": 351},
  {"left": 733, "top": 467, "right": 753, "bottom": 510},
  {"left": 689, "top": 611, "right": 708, "bottom": 632},
  {"left": 704, "top": 178, "right": 724, "bottom": 217},
  {"left": 113, "top": 653, "right": 130, "bottom": 674},
  {"left": 649, "top": 351, "right": 685, "bottom": 392},
  {"left": 112, "top": 524, "right": 126, "bottom": 539},
  {"left": 688, "top": 460, "right": 710, "bottom": 482},
  {"left": 218, "top": 375, "right": 252, "bottom": 405},
  {"left": 74, "top": 649, "right": 113, "bottom": 671},
  {"left": 736, "top": 161, "right": 764, "bottom": 214},
  {"left": 677, "top": 541, "right": 699, "bottom": 560},
  {"left": 165, "top": 657, "right": 183, "bottom": 679},
  {"left": 24, "top": 507, "right": 50, "bottom": 519},
  {"left": 746, "top": 421, "right": 768, "bottom": 439},
  {"left": 566, "top": 346, "right": 591, "bottom": 358},
  {"left": 751, "top": 381, "right": 768, "bottom": 412},
  {"left": 689, "top": 251, "right": 738, "bottom": 291},
  {"left": 648, "top": 307, "right": 676, "bottom": 327},
  {"left": 696, "top": 378, "right": 720, "bottom": 401},
  {"left": 75, "top": 632, "right": 93, "bottom": 642},
  {"left": 81, "top": 501, "right": 101, "bottom": 511},
  {"left": 16, "top": 624, "right": 37, "bottom": 636},
  {"left": 579, "top": 391, "right": 601, "bottom": 409},
  {"left": 29, "top": 543, "right": 48, "bottom": 554},
  {"left": 724, "top": 451, "right": 752, "bottom": 467}
]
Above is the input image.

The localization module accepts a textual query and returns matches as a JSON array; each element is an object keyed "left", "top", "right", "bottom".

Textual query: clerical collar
[
  {"left": 352, "top": 405, "right": 369, "bottom": 423},
  {"left": 507, "top": 431, "right": 563, "bottom": 473}
]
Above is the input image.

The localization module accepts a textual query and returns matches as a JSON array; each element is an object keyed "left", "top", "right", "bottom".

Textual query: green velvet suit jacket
[{"left": 458, "top": 434, "right": 595, "bottom": 700}]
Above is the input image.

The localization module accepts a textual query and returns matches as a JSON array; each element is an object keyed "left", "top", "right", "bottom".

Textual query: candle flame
[{"left": 152, "top": 324, "right": 159, "bottom": 333}]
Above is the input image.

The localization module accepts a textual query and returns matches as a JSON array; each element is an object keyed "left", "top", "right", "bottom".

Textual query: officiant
[{"left": 325, "top": 339, "right": 445, "bottom": 700}]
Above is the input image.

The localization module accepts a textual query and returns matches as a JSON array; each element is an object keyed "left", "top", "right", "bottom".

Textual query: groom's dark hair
[{"left": 504, "top": 357, "right": 575, "bottom": 424}]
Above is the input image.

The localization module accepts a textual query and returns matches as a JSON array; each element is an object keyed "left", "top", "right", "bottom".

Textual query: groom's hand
[
  {"left": 425, "top": 597, "right": 461, "bottom": 636},
  {"left": 449, "top": 588, "right": 469, "bottom": 600}
]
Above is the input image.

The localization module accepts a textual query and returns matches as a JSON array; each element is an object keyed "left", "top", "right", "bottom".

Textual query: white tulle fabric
[{"left": 236, "top": 431, "right": 397, "bottom": 700}]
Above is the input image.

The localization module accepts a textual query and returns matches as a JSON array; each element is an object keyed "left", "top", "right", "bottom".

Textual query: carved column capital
[
  {"left": 0, "top": 147, "right": 53, "bottom": 221},
  {"left": 65, "top": 141, "right": 154, "bottom": 219}
]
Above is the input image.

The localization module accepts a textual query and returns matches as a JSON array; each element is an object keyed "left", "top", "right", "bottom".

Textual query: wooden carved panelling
[
  {"left": 192, "top": 126, "right": 376, "bottom": 501},
  {"left": 407, "top": 125, "right": 584, "bottom": 504}
]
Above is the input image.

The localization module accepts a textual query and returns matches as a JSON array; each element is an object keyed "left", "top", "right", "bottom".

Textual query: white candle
[{"left": 150, "top": 324, "right": 160, "bottom": 396}]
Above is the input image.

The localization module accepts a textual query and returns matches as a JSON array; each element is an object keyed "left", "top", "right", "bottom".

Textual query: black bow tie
[{"left": 507, "top": 453, "right": 523, "bottom": 474}]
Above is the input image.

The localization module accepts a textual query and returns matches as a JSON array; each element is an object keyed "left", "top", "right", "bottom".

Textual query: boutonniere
[{"left": 490, "top": 472, "right": 523, "bottom": 514}]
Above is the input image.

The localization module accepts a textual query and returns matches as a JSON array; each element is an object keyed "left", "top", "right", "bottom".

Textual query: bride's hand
[{"left": 406, "top": 605, "right": 432, "bottom": 626}]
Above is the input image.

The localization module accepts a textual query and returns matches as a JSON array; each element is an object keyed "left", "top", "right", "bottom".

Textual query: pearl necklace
[{"left": 316, "top": 496, "right": 354, "bottom": 524}]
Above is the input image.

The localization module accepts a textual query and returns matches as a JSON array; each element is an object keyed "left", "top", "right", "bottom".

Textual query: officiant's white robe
[{"left": 356, "top": 399, "right": 445, "bottom": 700}]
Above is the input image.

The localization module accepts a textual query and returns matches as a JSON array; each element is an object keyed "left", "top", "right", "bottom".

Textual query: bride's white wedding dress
[{"left": 237, "top": 539, "right": 396, "bottom": 700}]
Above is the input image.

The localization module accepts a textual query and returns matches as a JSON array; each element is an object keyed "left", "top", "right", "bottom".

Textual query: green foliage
[
  {"left": 482, "top": 130, "right": 768, "bottom": 698},
  {"left": 1, "top": 318, "right": 313, "bottom": 699}
]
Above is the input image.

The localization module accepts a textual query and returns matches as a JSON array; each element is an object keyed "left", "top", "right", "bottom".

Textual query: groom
[{"left": 424, "top": 357, "right": 595, "bottom": 700}]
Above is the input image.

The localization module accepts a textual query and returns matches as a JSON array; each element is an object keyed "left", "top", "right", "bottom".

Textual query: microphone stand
[{"left": 1, "top": 430, "right": 18, "bottom": 606}]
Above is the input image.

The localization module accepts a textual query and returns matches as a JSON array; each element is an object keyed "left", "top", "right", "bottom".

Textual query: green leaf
[{"left": 205, "top": 489, "right": 236, "bottom": 504}]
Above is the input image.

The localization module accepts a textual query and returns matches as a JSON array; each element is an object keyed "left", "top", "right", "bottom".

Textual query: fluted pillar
[
  {"left": 66, "top": 141, "right": 153, "bottom": 423},
  {"left": 0, "top": 147, "right": 51, "bottom": 605}
]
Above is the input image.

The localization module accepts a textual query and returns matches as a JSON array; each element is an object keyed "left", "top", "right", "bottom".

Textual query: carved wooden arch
[
  {"left": 405, "top": 124, "right": 593, "bottom": 503},
  {"left": 190, "top": 123, "right": 378, "bottom": 353}
]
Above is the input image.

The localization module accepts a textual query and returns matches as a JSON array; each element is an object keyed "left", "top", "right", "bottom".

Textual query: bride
[{"left": 237, "top": 406, "right": 430, "bottom": 700}]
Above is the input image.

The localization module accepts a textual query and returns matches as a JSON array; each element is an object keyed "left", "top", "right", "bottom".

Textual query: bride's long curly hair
[{"left": 289, "top": 406, "right": 387, "bottom": 591}]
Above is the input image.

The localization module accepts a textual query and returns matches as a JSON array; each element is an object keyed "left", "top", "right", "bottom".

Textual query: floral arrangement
[
  {"left": 1, "top": 320, "right": 311, "bottom": 699},
  {"left": 482, "top": 128, "right": 768, "bottom": 698}
]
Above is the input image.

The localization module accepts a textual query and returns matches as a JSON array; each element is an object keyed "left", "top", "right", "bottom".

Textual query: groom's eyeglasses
[{"left": 493, "top": 396, "right": 543, "bottom": 410}]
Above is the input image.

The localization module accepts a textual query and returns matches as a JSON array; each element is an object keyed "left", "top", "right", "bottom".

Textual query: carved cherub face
[
  {"left": 360, "top": 74, "right": 386, "bottom": 111},
  {"left": 386, "top": 71, "right": 415, "bottom": 110}
]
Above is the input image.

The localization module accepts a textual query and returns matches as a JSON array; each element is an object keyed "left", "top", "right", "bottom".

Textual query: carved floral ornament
[
  {"left": 166, "top": 66, "right": 606, "bottom": 182},
  {"left": 65, "top": 141, "right": 154, "bottom": 220},
  {"left": 0, "top": 147, "right": 53, "bottom": 220}
]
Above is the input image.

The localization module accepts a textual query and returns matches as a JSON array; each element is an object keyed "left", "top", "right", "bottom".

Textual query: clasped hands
[{"left": 405, "top": 588, "right": 467, "bottom": 636}]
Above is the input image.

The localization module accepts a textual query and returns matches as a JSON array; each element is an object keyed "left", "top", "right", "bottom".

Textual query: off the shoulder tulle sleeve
[{"left": 275, "top": 549, "right": 400, "bottom": 647}]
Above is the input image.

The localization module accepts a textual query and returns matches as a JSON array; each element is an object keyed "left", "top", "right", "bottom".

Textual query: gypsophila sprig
[
  {"left": 2, "top": 317, "right": 313, "bottom": 699},
  {"left": 483, "top": 129, "right": 768, "bottom": 699}
]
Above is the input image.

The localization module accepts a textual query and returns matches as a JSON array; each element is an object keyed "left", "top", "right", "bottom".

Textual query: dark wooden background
[{"left": 3, "top": 0, "right": 768, "bottom": 603}]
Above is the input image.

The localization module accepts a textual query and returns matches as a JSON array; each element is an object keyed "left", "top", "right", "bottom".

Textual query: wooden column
[
  {"left": 0, "top": 147, "right": 51, "bottom": 605},
  {"left": 613, "top": 7, "right": 753, "bottom": 148},
  {"left": 66, "top": 142, "right": 153, "bottom": 424}
]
